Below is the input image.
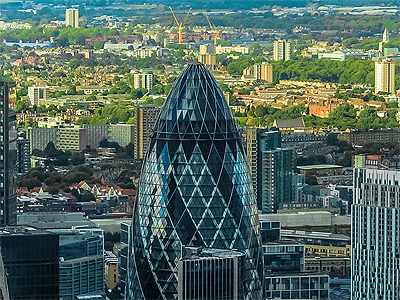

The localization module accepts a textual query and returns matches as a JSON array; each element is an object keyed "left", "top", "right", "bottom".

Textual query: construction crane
[
  {"left": 169, "top": 6, "right": 192, "bottom": 44},
  {"left": 204, "top": 11, "right": 219, "bottom": 46}
]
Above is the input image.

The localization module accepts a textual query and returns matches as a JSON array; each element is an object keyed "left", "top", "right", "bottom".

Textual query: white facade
[
  {"left": 65, "top": 8, "right": 79, "bottom": 28},
  {"left": 375, "top": 61, "right": 395, "bottom": 94},
  {"left": 352, "top": 168, "right": 400, "bottom": 300},
  {"left": 133, "top": 72, "right": 154, "bottom": 90},
  {"left": 273, "top": 40, "right": 291, "bottom": 61},
  {"left": 28, "top": 86, "right": 49, "bottom": 106}
]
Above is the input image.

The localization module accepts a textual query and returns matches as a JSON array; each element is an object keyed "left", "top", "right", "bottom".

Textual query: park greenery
[
  {"left": 223, "top": 55, "right": 381, "bottom": 86},
  {"left": 75, "top": 101, "right": 135, "bottom": 125},
  {"left": 239, "top": 103, "right": 399, "bottom": 131}
]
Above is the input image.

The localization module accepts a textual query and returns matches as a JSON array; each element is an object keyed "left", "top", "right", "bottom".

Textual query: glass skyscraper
[
  {"left": 126, "top": 63, "right": 264, "bottom": 299},
  {"left": 0, "top": 82, "right": 17, "bottom": 226}
]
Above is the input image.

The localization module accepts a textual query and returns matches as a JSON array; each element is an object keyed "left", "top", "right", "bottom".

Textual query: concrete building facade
[
  {"left": 274, "top": 40, "right": 291, "bottom": 61},
  {"left": 133, "top": 72, "right": 154, "bottom": 90},
  {"left": 28, "top": 86, "right": 49, "bottom": 106},
  {"left": 65, "top": 8, "right": 79, "bottom": 28},
  {"left": 133, "top": 104, "right": 161, "bottom": 159},
  {"left": 375, "top": 60, "right": 395, "bottom": 94},
  {"left": 56, "top": 127, "right": 87, "bottom": 151}
]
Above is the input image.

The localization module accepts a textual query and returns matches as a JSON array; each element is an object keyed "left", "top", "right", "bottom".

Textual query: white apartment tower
[
  {"left": 273, "top": 40, "right": 291, "bottom": 61},
  {"left": 66, "top": 8, "right": 79, "bottom": 28},
  {"left": 352, "top": 168, "right": 400, "bottom": 300},
  {"left": 375, "top": 61, "right": 395, "bottom": 94},
  {"left": 28, "top": 86, "right": 49, "bottom": 106},
  {"left": 133, "top": 73, "right": 154, "bottom": 90}
]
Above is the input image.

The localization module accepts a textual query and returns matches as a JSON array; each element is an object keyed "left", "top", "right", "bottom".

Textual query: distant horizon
[{"left": 3, "top": 0, "right": 400, "bottom": 8}]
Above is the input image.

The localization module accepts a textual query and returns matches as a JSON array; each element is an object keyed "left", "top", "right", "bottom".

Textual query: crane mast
[
  {"left": 204, "top": 11, "right": 219, "bottom": 45},
  {"left": 169, "top": 7, "right": 192, "bottom": 44}
]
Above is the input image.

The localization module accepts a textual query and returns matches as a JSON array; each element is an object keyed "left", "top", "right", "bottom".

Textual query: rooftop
[
  {"left": 281, "top": 229, "right": 350, "bottom": 242},
  {"left": 297, "top": 164, "right": 343, "bottom": 170},
  {"left": 181, "top": 246, "right": 245, "bottom": 261},
  {"left": 0, "top": 226, "right": 54, "bottom": 236},
  {"left": 265, "top": 272, "right": 329, "bottom": 278},
  {"left": 275, "top": 118, "right": 305, "bottom": 128}
]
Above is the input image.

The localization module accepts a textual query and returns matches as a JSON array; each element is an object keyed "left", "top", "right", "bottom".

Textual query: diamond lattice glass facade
[{"left": 126, "top": 63, "right": 264, "bottom": 299}]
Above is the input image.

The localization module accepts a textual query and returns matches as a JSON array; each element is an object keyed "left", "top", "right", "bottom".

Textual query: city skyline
[{"left": 1, "top": 1, "right": 400, "bottom": 300}]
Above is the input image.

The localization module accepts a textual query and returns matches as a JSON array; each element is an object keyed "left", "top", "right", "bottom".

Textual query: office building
[
  {"left": 274, "top": 40, "right": 291, "bottom": 61},
  {"left": 263, "top": 241, "right": 305, "bottom": 274},
  {"left": 56, "top": 228, "right": 104, "bottom": 300},
  {"left": 0, "top": 82, "right": 17, "bottom": 226},
  {"left": 260, "top": 219, "right": 281, "bottom": 243},
  {"left": 133, "top": 72, "right": 154, "bottom": 90},
  {"left": 17, "top": 212, "right": 97, "bottom": 229},
  {"left": 105, "top": 251, "right": 119, "bottom": 290},
  {"left": 178, "top": 246, "right": 245, "bottom": 300},
  {"left": 259, "top": 218, "right": 330, "bottom": 299},
  {"left": 133, "top": 104, "right": 161, "bottom": 159},
  {"left": 27, "top": 86, "right": 49, "bottom": 106},
  {"left": 352, "top": 168, "right": 400, "bottom": 299},
  {"left": 243, "top": 128, "right": 294, "bottom": 213},
  {"left": 126, "top": 63, "right": 264, "bottom": 299},
  {"left": 117, "top": 221, "right": 130, "bottom": 298},
  {"left": 305, "top": 257, "right": 350, "bottom": 278},
  {"left": 65, "top": 8, "right": 79, "bottom": 28},
  {"left": 265, "top": 273, "right": 329, "bottom": 299},
  {"left": 0, "top": 226, "right": 59, "bottom": 299},
  {"left": 375, "top": 60, "right": 395, "bottom": 94},
  {"left": 16, "top": 136, "right": 31, "bottom": 174}
]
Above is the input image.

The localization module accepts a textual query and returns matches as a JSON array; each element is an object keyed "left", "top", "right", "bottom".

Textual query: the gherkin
[{"left": 126, "top": 63, "right": 264, "bottom": 299}]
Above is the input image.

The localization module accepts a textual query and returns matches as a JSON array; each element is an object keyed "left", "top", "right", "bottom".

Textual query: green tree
[{"left": 16, "top": 99, "right": 30, "bottom": 112}]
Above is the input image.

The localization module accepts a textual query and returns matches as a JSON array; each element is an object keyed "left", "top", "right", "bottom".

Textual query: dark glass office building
[
  {"left": 0, "top": 82, "right": 17, "bottom": 226},
  {"left": 178, "top": 246, "right": 245, "bottom": 300},
  {"left": 0, "top": 227, "right": 59, "bottom": 299},
  {"left": 126, "top": 63, "right": 264, "bottom": 299}
]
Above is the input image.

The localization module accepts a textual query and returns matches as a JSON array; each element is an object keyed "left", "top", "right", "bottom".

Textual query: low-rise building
[
  {"left": 274, "top": 118, "right": 307, "bottom": 134},
  {"left": 309, "top": 105, "right": 331, "bottom": 118},
  {"left": 265, "top": 273, "right": 330, "bottom": 299},
  {"left": 338, "top": 129, "right": 400, "bottom": 146}
]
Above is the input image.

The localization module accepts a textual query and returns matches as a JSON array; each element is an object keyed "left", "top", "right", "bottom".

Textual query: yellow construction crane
[
  {"left": 204, "top": 11, "right": 219, "bottom": 45},
  {"left": 169, "top": 6, "right": 192, "bottom": 44}
]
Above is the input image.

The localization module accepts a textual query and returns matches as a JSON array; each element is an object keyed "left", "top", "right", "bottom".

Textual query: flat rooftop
[
  {"left": 297, "top": 164, "right": 343, "bottom": 170},
  {"left": 281, "top": 229, "right": 350, "bottom": 242},
  {"left": 0, "top": 226, "right": 54, "bottom": 236},
  {"left": 181, "top": 246, "right": 245, "bottom": 261}
]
